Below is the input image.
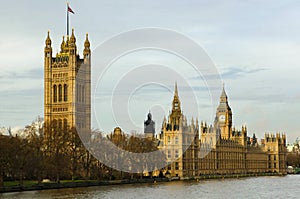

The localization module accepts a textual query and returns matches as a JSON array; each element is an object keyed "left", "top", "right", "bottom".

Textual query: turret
[
  {"left": 60, "top": 36, "right": 66, "bottom": 53},
  {"left": 44, "top": 31, "right": 52, "bottom": 56},
  {"left": 69, "top": 28, "right": 77, "bottom": 55},
  {"left": 70, "top": 28, "right": 76, "bottom": 45},
  {"left": 84, "top": 33, "right": 91, "bottom": 59}
]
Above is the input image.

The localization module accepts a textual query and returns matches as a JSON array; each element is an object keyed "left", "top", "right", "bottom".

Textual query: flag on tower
[
  {"left": 66, "top": 2, "right": 75, "bottom": 35},
  {"left": 68, "top": 5, "right": 75, "bottom": 14}
]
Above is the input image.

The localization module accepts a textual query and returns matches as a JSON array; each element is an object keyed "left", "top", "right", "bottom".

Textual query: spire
[
  {"left": 84, "top": 33, "right": 90, "bottom": 48},
  {"left": 45, "top": 31, "right": 52, "bottom": 46},
  {"left": 171, "top": 82, "right": 181, "bottom": 113},
  {"left": 170, "top": 81, "right": 181, "bottom": 120},
  {"left": 60, "top": 36, "right": 65, "bottom": 52},
  {"left": 70, "top": 28, "right": 76, "bottom": 44},
  {"left": 174, "top": 81, "right": 178, "bottom": 97},
  {"left": 84, "top": 33, "right": 91, "bottom": 58},
  {"left": 221, "top": 83, "right": 227, "bottom": 99}
]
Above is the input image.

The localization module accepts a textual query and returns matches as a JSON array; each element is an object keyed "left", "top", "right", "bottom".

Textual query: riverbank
[{"left": 0, "top": 173, "right": 286, "bottom": 193}]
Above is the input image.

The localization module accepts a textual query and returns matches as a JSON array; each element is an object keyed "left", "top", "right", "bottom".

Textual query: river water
[{"left": 1, "top": 175, "right": 299, "bottom": 199}]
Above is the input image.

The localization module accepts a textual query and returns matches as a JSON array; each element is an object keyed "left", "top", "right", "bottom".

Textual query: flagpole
[{"left": 67, "top": 2, "right": 69, "bottom": 36}]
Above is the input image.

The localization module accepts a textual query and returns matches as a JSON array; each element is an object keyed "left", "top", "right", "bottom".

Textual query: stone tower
[
  {"left": 44, "top": 29, "right": 91, "bottom": 138},
  {"left": 215, "top": 84, "right": 232, "bottom": 139},
  {"left": 159, "top": 83, "right": 198, "bottom": 177},
  {"left": 264, "top": 133, "right": 286, "bottom": 173}
]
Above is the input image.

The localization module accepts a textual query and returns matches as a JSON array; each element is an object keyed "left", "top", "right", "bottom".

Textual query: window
[
  {"left": 53, "top": 119, "right": 57, "bottom": 129},
  {"left": 175, "top": 150, "right": 179, "bottom": 158},
  {"left": 82, "top": 85, "right": 85, "bottom": 103},
  {"left": 58, "top": 119, "right": 62, "bottom": 130},
  {"left": 175, "top": 162, "right": 179, "bottom": 170},
  {"left": 64, "top": 84, "right": 68, "bottom": 101},
  {"left": 167, "top": 150, "right": 171, "bottom": 159},
  {"left": 63, "top": 119, "right": 68, "bottom": 132},
  {"left": 79, "top": 85, "right": 82, "bottom": 102},
  {"left": 167, "top": 136, "right": 171, "bottom": 144},
  {"left": 58, "top": 84, "right": 62, "bottom": 102},
  {"left": 174, "top": 102, "right": 178, "bottom": 109},
  {"left": 175, "top": 136, "right": 178, "bottom": 144},
  {"left": 53, "top": 85, "right": 57, "bottom": 102},
  {"left": 167, "top": 163, "right": 171, "bottom": 171}
]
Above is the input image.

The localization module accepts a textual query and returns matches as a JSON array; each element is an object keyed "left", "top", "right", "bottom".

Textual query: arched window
[
  {"left": 58, "top": 119, "right": 62, "bottom": 130},
  {"left": 63, "top": 118, "right": 68, "bottom": 132},
  {"left": 53, "top": 119, "right": 58, "bottom": 129},
  {"left": 64, "top": 84, "right": 68, "bottom": 102},
  {"left": 53, "top": 85, "right": 57, "bottom": 102},
  {"left": 58, "top": 84, "right": 62, "bottom": 102},
  {"left": 79, "top": 85, "right": 82, "bottom": 102},
  {"left": 82, "top": 85, "right": 85, "bottom": 103}
]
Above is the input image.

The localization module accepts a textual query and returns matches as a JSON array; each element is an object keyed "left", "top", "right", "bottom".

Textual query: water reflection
[{"left": 1, "top": 175, "right": 299, "bottom": 199}]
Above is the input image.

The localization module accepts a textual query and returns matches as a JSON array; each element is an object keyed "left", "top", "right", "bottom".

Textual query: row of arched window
[
  {"left": 52, "top": 118, "right": 68, "bottom": 131},
  {"left": 53, "top": 84, "right": 68, "bottom": 102}
]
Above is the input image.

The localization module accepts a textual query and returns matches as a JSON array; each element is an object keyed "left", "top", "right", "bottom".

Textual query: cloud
[
  {"left": 0, "top": 68, "right": 43, "bottom": 80},
  {"left": 221, "top": 67, "right": 267, "bottom": 79},
  {"left": 189, "top": 66, "right": 267, "bottom": 81}
]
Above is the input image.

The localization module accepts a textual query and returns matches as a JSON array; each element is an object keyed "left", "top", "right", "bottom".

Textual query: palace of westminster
[{"left": 44, "top": 29, "right": 287, "bottom": 178}]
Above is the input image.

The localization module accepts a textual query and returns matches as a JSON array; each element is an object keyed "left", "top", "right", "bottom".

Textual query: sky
[{"left": 0, "top": 0, "right": 300, "bottom": 143}]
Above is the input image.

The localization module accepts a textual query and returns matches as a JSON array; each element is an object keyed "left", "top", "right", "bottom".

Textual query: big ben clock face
[{"left": 219, "top": 115, "right": 225, "bottom": 122}]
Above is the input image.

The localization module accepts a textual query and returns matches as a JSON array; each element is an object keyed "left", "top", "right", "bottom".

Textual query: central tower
[{"left": 44, "top": 29, "right": 91, "bottom": 137}]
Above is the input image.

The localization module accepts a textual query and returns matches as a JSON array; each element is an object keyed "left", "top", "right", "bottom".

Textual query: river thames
[{"left": 1, "top": 175, "right": 299, "bottom": 199}]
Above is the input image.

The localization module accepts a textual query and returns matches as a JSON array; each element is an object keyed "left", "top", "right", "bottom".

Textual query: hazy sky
[{"left": 0, "top": 0, "right": 300, "bottom": 143}]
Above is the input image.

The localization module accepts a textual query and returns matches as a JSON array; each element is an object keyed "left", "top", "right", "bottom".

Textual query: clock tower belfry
[{"left": 215, "top": 84, "right": 232, "bottom": 139}]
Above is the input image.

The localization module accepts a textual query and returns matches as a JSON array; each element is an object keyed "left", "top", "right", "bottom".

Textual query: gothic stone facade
[
  {"left": 44, "top": 29, "right": 91, "bottom": 137},
  {"left": 159, "top": 84, "right": 287, "bottom": 177}
]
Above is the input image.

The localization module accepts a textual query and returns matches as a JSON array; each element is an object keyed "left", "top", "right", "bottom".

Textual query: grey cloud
[
  {"left": 221, "top": 67, "right": 267, "bottom": 79},
  {"left": 190, "top": 66, "right": 267, "bottom": 81},
  {"left": 0, "top": 68, "right": 43, "bottom": 80}
]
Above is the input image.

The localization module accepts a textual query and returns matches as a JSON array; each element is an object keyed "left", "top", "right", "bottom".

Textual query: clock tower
[{"left": 215, "top": 84, "right": 232, "bottom": 139}]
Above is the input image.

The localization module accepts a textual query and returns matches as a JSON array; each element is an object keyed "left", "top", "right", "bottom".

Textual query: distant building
[
  {"left": 144, "top": 112, "right": 155, "bottom": 138},
  {"left": 43, "top": 29, "right": 91, "bottom": 138},
  {"left": 158, "top": 83, "right": 287, "bottom": 177}
]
